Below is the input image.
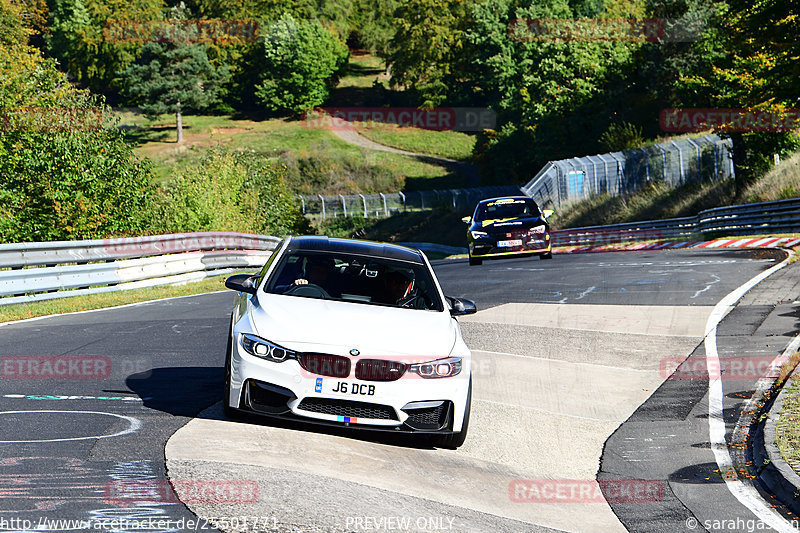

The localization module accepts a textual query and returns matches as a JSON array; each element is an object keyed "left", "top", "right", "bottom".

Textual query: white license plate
[{"left": 497, "top": 239, "right": 522, "bottom": 247}]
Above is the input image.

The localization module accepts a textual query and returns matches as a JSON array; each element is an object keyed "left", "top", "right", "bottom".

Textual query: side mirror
[
  {"left": 225, "top": 274, "right": 258, "bottom": 294},
  {"left": 542, "top": 209, "right": 554, "bottom": 220},
  {"left": 461, "top": 216, "right": 471, "bottom": 224},
  {"left": 447, "top": 296, "right": 477, "bottom": 316}
]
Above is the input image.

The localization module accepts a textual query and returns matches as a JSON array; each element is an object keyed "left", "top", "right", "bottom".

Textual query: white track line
[{"left": 705, "top": 250, "right": 795, "bottom": 531}]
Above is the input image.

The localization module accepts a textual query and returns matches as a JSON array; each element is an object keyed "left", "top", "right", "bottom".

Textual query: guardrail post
[
  {"left": 298, "top": 195, "right": 305, "bottom": 214},
  {"left": 359, "top": 194, "right": 368, "bottom": 218},
  {"left": 399, "top": 192, "right": 406, "bottom": 212},
  {"left": 339, "top": 194, "right": 347, "bottom": 218}
]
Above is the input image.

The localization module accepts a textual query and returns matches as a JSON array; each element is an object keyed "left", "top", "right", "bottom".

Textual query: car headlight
[
  {"left": 240, "top": 333, "right": 296, "bottom": 362},
  {"left": 529, "top": 225, "right": 547, "bottom": 235},
  {"left": 409, "top": 357, "right": 462, "bottom": 378},
  {"left": 470, "top": 230, "right": 489, "bottom": 239}
]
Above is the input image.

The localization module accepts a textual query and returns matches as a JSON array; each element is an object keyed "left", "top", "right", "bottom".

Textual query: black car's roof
[{"left": 286, "top": 236, "right": 426, "bottom": 264}]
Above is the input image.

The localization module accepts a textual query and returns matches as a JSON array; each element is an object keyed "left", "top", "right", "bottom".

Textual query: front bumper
[
  {"left": 228, "top": 337, "right": 470, "bottom": 434},
  {"left": 470, "top": 234, "right": 552, "bottom": 258}
]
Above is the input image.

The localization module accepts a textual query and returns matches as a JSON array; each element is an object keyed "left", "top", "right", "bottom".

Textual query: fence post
[
  {"left": 399, "top": 192, "right": 406, "bottom": 211},
  {"left": 339, "top": 194, "right": 347, "bottom": 217},
  {"left": 638, "top": 148, "right": 650, "bottom": 182},
  {"left": 298, "top": 195, "right": 305, "bottom": 214},
  {"left": 655, "top": 144, "right": 667, "bottom": 182},
  {"left": 359, "top": 194, "right": 367, "bottom": 218},
  {"left": 704, "top": 135, "right": 719, "bottom": 178},
  {"left": 670, "top": 141, "right": 685, "bottom": 183},
  {"left": 687, "top": 138, "right": 702, "bottom": 180},
  {"left": 318, "top": 194, "right": 326, "bottom": 220},
  {"left": 379, "top": 193, "right": 388, "bottom": 216}
]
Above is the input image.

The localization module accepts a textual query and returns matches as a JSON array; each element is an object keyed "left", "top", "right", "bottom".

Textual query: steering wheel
[{"left": 284, "top": 283, "right": 332, "bottom": 299}]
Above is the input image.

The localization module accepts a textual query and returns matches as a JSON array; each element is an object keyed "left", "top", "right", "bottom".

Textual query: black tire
[
  {"left": 433, "top": 378, "right": 471, "bottom": 449},
  {"left": 468, "top": 256, "right": 482, "bottom": 266},
  {"left": 223, "top": 319, "right": 239, "bottom": 419},
  {"left": 539, "top": 251, "right": 553, "bottom": 260}
]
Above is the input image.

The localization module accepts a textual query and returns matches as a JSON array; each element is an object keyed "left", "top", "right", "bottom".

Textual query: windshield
[
  {"left": 475, "top": 199, "right": 540, "bottom": 222},
  {"left": 264, "top": 251, "right": 443, "bottom": 311}
]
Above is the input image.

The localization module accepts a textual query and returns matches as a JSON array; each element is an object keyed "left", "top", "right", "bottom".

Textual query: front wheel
[
  {"left": 539, "top": 251, "right": 553, "bottom": 260},
  {"left": 433, "top": 378, "right": 471, "bottom": 449},
  {"left": 468, "top": 256, "right": 482, "bottom": 266}
]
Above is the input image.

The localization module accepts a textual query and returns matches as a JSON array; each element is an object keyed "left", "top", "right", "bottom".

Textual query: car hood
[{"left": 250, "top": 293, "right": 457, "bottom": 357}]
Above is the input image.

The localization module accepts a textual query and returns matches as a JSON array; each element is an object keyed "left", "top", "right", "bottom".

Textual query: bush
[
  {"left": 0, "top": 19, "right": 159, "bottom": 243},
  {"left": 157, "top": 149, "right": 309, "bottom": 236},
  {"left": 0, "top": 128, "right": 158, "bottom": 242},
  {"left": 254, "top": 14, "right": 349, "bottom": 114}
]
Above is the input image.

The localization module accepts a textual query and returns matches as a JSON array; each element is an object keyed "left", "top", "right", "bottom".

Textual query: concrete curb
[{"left": 755, "top": 367, "right": 800, "bottom": 515}]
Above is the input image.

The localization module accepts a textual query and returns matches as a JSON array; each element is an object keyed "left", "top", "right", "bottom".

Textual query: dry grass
[{"left": 745, "top": 151, "right": 800, "bottom": 203}]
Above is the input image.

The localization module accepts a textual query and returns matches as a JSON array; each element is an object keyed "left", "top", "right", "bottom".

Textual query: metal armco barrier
[
  {"left": 552, "top": 197, "right": 800, "bottom": 246},
  {"left": 1, "top": 232, "right": 280, "bottom": 306},
  {"left": 3, "top": 196, "right": 799, "bottom": 306}
]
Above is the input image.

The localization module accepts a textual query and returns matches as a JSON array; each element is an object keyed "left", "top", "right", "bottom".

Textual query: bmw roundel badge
[{"left": 349, "top": 349, "right": 360, "bottom": 356}]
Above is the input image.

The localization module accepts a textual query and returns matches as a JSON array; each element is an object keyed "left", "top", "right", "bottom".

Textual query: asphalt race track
[{"left": 1, "top": 248, "right": 798, "bottom": 532}]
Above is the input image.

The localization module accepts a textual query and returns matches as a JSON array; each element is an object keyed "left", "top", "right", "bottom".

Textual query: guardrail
[
  {"left": 1, "top": 232, "right": 280, "bottom": 306},
  {"left": 4, "top": 196, "right": 799, "bottom": 306},
  {"left": 552, "top": 197, "right": 800, "bottom": 246}
]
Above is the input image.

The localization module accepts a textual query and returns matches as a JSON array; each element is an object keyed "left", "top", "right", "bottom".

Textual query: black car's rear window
[
  {"left": 264, "top": 251, "right": 444, "bottom": 311},
  {"left": 475, "top": 198, "right": 540, "bottom": 222}
]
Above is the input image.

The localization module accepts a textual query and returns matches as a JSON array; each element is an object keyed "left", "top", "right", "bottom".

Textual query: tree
[
  {"left": 254, "top": 14, "right": 348, "bottom": 114},
  {"left": 121, "top": 18, "right": 229, "bottom": 143},
  {"left": 46, "top": 0, "right": 165, "bottom": 97},
  {"left": 387, "top": 0, "right": 469, "bottom": 107},
  {"left": 0, "top": 0, "right": 158, "bottom": 242}
]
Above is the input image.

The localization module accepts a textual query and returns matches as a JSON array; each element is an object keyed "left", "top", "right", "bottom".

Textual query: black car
[{"left": 463, "top": 196, "right": 554, "bottom": 266}]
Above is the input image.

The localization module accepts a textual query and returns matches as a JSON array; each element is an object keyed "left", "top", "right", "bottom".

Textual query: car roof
[{"left": 286, "top": 236, "right": 426, "bottom": 264}]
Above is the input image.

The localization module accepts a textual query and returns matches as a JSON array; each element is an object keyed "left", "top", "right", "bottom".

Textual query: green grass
[
  {"left": 0, "top": 274, "right": 249, "bottom": 324},
  {"left": 116, "top": 111, "right": 470, "bottom": 193},
  {"left": 356, "top": 124, "right": 476, "bottom": 161}
]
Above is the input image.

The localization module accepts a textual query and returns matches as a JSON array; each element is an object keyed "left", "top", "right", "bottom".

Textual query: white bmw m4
[{"left": 223, "top": 236, "right": 476, "bottom": 448}]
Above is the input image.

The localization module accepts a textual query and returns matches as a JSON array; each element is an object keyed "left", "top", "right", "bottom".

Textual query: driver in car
[
  {"left": 384, "top": 270, "right": 414, "bottom": 305},
  {"left": 277, "top": 255, "right": 339, "bottom": 297}
]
